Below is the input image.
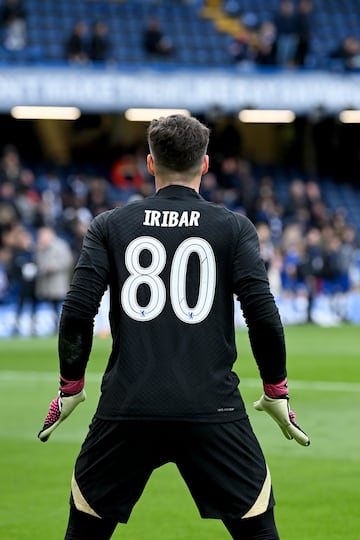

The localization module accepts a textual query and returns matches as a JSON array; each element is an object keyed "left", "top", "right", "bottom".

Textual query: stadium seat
[{"left": 3, "top": 0, "right": 360, "bottom": 70}]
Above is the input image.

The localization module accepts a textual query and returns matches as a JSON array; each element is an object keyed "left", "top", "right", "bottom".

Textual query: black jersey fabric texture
[{"left": 59, "top": 185, "right": 286, "bottom": 422}]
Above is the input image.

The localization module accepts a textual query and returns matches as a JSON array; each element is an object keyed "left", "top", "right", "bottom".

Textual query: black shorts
[{"left": 71, "top": 417, "right": 275, "bottom": 523}]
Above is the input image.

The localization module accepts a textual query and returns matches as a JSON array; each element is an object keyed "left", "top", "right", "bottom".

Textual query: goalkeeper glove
[
  {"left": 38, "top": 376, "right": 86, "bottom": 443},
  {"left": 253, "top": 378, "right": 310, "bottom": 447}
]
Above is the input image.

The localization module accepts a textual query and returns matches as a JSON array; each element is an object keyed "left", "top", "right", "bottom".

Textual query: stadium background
[
  {"left": 1, "top": 2, "right": 360, "bottom": 540},
  {"left": 1, "top": 0, "right": 360, "bottom": 337}
]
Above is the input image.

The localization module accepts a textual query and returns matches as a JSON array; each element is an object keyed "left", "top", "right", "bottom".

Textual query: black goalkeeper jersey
[{"left": 60, "top": 185, "right": 286, "bottom": 422}]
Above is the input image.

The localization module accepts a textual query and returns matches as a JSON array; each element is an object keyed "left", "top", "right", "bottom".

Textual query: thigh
[
  {"left": 175, "top": 419, "right": 275, "bottom": 520},
  {"left": 72, "top": 418, "right": 166, "bottom": 523},
  {"left": 65, "top": 506, "right": 118, "bottom": 540}
]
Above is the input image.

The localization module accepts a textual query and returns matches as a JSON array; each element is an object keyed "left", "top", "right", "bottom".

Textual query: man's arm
[
  {"left": 232, "top": 216, "right": 310, "bottom": 446},
  {"left": 232, "top": 216, "right": 286, "bottom": 382},
  {"left": 38, "top": 213, "right": 111, "bottom": 442}
]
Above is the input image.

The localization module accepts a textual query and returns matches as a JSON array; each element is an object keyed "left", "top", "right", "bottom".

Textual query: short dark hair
[{"left": 147, "top": 115, "right": 210, "bottom": 174}]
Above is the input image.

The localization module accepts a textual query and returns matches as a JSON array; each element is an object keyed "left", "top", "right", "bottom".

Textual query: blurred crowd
[
  {"left": 1, "top": 141, "right": 360, "bottom": 336},
  {"left": 201, "top": 157, "right": 360, "bottom": 324},
  {"left": 1, "top": 0, "right": 360, "bottom": 71},
  {"left": 226, "top": 0, "right": 360, "bottom": 71},
  {"left": 227, "top": 0, "right": 313, "bottom": 68}
]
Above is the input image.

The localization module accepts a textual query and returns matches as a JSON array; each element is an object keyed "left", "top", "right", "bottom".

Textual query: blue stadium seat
[{"left": 1, "top": 0, "right": 358, "bottom": 70}]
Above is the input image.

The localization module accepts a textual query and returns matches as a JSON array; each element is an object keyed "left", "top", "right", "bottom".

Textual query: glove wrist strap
[
  {"left": 263, "top": 377, "right": 288, "bottom": 399},
  {"left": 60, "top": 375, "right": 85, "bottom": 396}
]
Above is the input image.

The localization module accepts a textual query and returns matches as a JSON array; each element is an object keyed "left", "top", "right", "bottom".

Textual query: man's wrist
[
  {"left": 60, "top": 375, "right": 85, "bottom": 396},
  {"left": 263, "top": 377, "right": 288, "bottom": 399}
]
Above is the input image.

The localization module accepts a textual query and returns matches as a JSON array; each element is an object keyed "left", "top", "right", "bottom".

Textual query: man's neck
[{"left": 155, "top": 176, "right": 201, "bottom": 193}]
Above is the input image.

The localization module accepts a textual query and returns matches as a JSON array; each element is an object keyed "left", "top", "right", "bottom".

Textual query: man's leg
[
  {"left": 223, "top": 508, "right": 280, "bottom": 540},
  {"left": 64, "top": 506, "right": 118, "bottom": 540}
]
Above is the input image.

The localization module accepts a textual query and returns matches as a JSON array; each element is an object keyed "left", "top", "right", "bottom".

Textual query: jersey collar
[{"left": 155, "top": 185, "right": 201, "bottom": 200}]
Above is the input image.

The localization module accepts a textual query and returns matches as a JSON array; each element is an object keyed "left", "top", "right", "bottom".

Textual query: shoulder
[
  {"left": 90, "top": 200, "right": 149, "bottom": 228},
  {"left": 199, "top": 202, "right": 258, "bottom": 246},
  {"left": 90, "top": 208, "right": 116, "bottom": 227},
  {"left": 209, "top": 203, "right": 256, "bottom": 232},
  {"left": 221, "top": 209, "right": 259, "bottom": 245}
]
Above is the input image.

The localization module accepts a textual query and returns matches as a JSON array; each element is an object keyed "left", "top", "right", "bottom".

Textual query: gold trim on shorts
[
  {"left": 71, "top": 472, "right": 102, "bottom": 519},
  {"left": 242, "top": 465, "right": 272, "bottom": 519}
]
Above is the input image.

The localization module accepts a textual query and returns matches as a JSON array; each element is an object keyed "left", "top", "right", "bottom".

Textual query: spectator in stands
[
  {"left": 309, "top": 198, "right": 331, "bottom": 230},
  {"left": 253, "top": 176, "right": 284, "bottom": 241},
  {"left": 229, "top": 11, "right": 260, "bottom": 67},
  {"left": 0, "top": 245, "right": 10, "bottom": 303},
  {"left": 86, "top": 176, "right": 112, "bottom": 216},
  {"left": 0, "top": 180, "right": 21, "bottom": 251},
  {"left": 273, "top": 0, "right": 299, "bottom": 67},
  {"left": 295, "top": 0, "right": 313, "bottom": 67},
  {"left": 0, "top": 0, "right": 26, "bottom": 51},
  {"left": 216, "top": 156, "right": 242, "bottom": 190},
  {"left": 35, "top": 226, "right": 74, "bottom": 331},
  {"left": 322, "top": 232, "right": 344, "bottom": 294},
  {"left": 228, "top": 28, "right": 256, "bottom": 67},
  {"left": 7, "top": 225, "right": 37, "bottom": 335},
  {"left": 255, "top": 21, "right": 277, "bottom": 66},
  {"left": 257, "top": 221, "right": 275, "bottom": 272},
  {"left": 35, "top": 169, "right": 64, "bottom": 228},
  {"left": 296, "top": 227, "right": 324, "bottom": 321},
  {"left": 339, "top": 225, "right": 358, "bottom": 275},
  {"left": 14, "top": 168, "right": 41, "bottom": 229},
  {"left": 142, "top": 16, "right": 174, "bottom": 57},
  {"left": 89, "top": 20, "right": 112, "bottom": 63},
  {"left": 348, "top": 246, "right": 360, "bottom": 291},
  {"left": 199, "top": 171, "right": 219, "bottom": 204},
  {"left": 0, "top": 144, "right": 22, "bottom": 187},
  {"left": 64, "top": 21, "right": 89, "bottom": 64},
  {"left": 279, "top": 222, "right": 303, "bottom": 291},
  {"left": 62, "top": 205, "right": 92, "bottom": 260},
  {"left": 283, "top": 178, "right": 309, "bottom": 226},
  {"left": 329, "top": 36, "right": 360, "bottom": 71},
  {"left": 305, "top": 178, "right": 322, "bottom": 206}
]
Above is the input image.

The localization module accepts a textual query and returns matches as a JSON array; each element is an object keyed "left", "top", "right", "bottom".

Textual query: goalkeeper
[{"left": 39, "top": 114, "right": 309, "bottom": 540}]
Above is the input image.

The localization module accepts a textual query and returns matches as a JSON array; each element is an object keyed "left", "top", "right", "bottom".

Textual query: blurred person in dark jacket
[
  {"left": 255, "top": 21, "right": 277, "bottom": 66},
  {"left": 295, "top": 0, "right": 313, "bottom": 66},
  {"left": 329, "top": 35, "right": 360, "bottom": 71},
  {"left": 89, "top": 20, "right": 112, "bottom": 63},
  {"left": 143, "top": 16, "right": 174, "bottom": 57},
  {"left": 0, "top": 144, "right": 23, "bottom": 187},
  {"left": 65, "top": 21, "right": 89, "bottom": 64},
  {"left": 273, "top": 0, "right": 299, "bottom": 67},
  {"left": 7, "top": 226, "right": 38, "bottom": 335}
]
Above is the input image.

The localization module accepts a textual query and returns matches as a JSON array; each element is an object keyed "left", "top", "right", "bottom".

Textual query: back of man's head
[{"left": 147, "top": 115, "right": 210, "bottom": 176}]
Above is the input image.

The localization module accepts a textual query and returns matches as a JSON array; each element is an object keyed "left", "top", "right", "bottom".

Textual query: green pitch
[{"left": 1, "top": 324, "right": 359, "bottom": 539}]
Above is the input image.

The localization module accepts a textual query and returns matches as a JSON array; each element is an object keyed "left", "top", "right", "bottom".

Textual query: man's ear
[
  {"left": 147, "top": 154, "right": 155, "bottom": 176},
  {"left": 202, "top": 155, "right": 209, "bottom": 175}
]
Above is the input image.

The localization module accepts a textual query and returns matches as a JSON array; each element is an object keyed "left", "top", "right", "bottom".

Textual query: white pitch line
[
  {"left": 0, "top": 371, "right": 360, "bottom": 392},
  {"left": 0, "top": 371, "right": 102, "bottom": 383}
]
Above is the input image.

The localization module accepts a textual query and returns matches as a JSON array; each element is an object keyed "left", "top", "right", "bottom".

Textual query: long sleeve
[
  {"left": 232, "top": 216, "right": 286, "bottom": 383},
  {"left": 58, "top": 212, "right": 111, "bottom": 380}
]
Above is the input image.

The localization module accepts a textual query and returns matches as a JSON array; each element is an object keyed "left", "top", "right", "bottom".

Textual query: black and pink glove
[
  {"left": 38, "top": 376, "right": 86, "bottom": 442},
  {"left": 254, "top": 378, "right": 310, "bottom": 446}
]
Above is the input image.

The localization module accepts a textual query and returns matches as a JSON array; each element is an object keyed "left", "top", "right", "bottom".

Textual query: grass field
[{"left": 1, "top": 324, "right": 360, "bottom": 539}]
